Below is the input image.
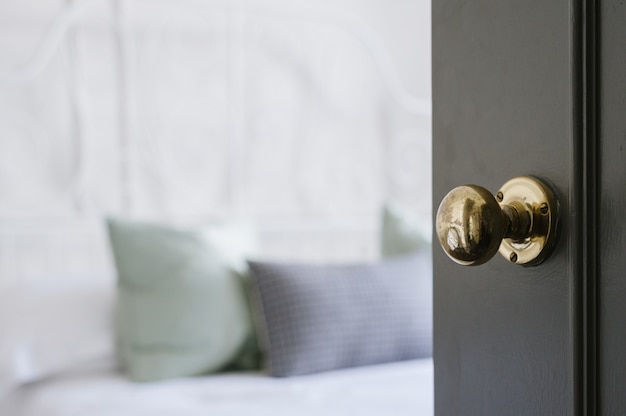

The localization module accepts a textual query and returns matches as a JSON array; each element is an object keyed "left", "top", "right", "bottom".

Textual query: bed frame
[{"left": 0, "top": 0, "right": 430, "bottom": 285}]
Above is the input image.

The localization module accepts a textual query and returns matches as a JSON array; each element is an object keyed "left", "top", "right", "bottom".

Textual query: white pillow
[{"left": 0, "top": 276, "right": 115, "bottom": 391}]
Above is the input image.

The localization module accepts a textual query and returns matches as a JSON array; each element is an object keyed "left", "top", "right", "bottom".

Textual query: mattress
[{"left": 3, "top": 359, "right": 433, "bottom": 416}]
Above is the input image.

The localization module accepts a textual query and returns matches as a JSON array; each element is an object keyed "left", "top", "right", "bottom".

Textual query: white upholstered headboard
[{"left": 0, "top": 0, "right": 431, "bottom": 285}]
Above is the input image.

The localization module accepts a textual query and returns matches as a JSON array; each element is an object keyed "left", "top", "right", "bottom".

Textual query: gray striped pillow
[{"left": 248, "top": 254, "right": 432, "bottom": 377}]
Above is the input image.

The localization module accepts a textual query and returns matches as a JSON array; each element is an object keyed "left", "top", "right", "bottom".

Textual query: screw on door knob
[{"left": 435, "top": 176, "right": 559, "bottom": 266}]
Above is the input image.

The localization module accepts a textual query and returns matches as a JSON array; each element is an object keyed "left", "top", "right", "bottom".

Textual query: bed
[
  {"left": 4, "top": 360, "right": 433, "bottom": 416},
  {"left": 0, "top": 0, "right": 433, "bottom": 414}
]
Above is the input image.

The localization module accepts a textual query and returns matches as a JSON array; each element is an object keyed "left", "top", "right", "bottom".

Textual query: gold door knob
[{"left": 435, "top": 176, "right": 559, "bottom": 266}]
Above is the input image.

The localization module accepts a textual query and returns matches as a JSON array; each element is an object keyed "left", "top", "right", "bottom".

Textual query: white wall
[{"left": 0, "top": 0, "right": 431, "bottom": 283}]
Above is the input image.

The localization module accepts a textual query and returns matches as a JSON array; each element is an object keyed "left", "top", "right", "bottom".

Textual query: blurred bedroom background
[
  {"left": 0, "top": 0, "right": 430, "bottom": 282},
  {"left": 0, "top": 0, "right": 433, "bottom": 414}
]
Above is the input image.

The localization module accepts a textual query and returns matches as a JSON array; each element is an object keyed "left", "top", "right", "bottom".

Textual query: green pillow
[
  {"left": 107, "top": 217, "right": 260, "bottom": 382},
  {"left": 381, "top": 202, "right": 431, "bottom": 257}
]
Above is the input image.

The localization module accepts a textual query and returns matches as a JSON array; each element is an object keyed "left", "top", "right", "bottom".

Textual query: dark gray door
[
  {"left": 599, "top": 1, "right": 626, "bottom": 415},
  {"left": 432, "top": 1, "right": 596, "bottom": 414}
]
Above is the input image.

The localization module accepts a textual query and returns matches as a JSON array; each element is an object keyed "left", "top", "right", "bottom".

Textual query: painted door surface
[
  {"left": 599, "top": 1, "right": 626, "bottom": 415},
  {"left": 433, "top": 1, "right": 587, "bottom": 414}
]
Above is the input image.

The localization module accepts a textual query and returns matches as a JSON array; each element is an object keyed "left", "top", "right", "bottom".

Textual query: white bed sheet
[{"left": 3, "top": 359, "right": 433, "bottom": 416}]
